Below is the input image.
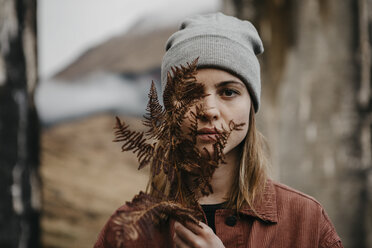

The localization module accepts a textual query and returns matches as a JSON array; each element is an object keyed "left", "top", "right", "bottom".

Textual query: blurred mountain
[
  {"left": 54, "top": 26, "right": 177, "bottom": 81},
  {"left": 36, "top": 25, "right": 177, "bottom": 125}
]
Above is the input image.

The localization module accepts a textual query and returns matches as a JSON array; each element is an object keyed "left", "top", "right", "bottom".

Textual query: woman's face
[{"left": 183, "top": 68, "right": 251, "bottom": 157}]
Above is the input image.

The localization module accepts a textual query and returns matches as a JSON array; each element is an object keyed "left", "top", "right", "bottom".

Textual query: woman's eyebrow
[{"left": 216, "top": 80, "right": 245, "bottom": 88}]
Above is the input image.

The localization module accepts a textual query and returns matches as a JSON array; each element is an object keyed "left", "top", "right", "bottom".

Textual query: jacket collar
[{"left": 238, "top": 179, "right": 278, "bottom": 223}]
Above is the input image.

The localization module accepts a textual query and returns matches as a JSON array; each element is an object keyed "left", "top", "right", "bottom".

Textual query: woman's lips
[{"left": 197, "top": 128, "right": 220, "bottom": 141}]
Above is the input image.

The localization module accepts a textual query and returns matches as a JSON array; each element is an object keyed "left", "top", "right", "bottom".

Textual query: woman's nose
[{"left": 199, "top": 95, "right": 220, "bottom": 122}]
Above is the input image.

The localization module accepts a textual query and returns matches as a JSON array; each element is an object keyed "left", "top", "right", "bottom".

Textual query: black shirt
[{"left": 201, "top": 202, "right": 225, "bottom": 233}]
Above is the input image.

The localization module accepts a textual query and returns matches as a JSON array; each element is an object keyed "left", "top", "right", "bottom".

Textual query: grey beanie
[{"left": 161, "top": 12, "right": 264, "bottom": 112}]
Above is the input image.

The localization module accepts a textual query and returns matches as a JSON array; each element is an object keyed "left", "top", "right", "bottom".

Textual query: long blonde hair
[
  {"left": 225, "top": 103, "right": 269, "bottom": 211},
  {"left": 147, "top": 103, "right": 270, "bottom": 211}
]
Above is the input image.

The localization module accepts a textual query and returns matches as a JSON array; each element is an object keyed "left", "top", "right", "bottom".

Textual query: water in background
[{"left": 35, "top": 71, "right": 162, "bottom": 126}]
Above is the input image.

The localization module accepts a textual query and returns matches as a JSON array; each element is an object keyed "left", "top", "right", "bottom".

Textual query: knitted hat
[{"left": 161, "top": 12, "right": 264, "bottom": 112}]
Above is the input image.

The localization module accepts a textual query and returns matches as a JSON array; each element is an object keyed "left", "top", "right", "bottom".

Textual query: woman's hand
[{"left": 173, "top": 221, "right": 225, "bottom": 248}]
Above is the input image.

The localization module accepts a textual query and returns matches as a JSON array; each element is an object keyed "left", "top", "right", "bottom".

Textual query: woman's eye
[{"left": 222, "top": 89, "right": 239, "bottom": 97}]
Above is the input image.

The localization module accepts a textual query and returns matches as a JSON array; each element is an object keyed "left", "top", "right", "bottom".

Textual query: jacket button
[{"left": 225, "top": 215, "right": 237, "bottom": 226}]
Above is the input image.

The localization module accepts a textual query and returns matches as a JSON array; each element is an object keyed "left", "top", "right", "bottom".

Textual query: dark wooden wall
[
  {"left": 0, "top": 0, "right": 40, "bottom": 247},
  {"left": 223, "top": 0, "right": 372, "bottom": 247}
]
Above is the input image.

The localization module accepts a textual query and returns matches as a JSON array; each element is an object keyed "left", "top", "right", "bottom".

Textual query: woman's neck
[{"left": 197, "top": 148, "right": 240, "bottom": 205}]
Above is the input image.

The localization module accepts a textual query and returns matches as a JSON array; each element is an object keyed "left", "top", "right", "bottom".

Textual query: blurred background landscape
[
  {"left": 37, "top": 1, "right": 220, "bottom": 247},
  {"left": 1, "top": 0, "right": 372, "bottom": 247}
]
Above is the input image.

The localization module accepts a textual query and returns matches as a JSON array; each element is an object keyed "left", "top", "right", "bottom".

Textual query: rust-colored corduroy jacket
[{"left": 94, "top": 180, "right": 343, "bottom": 248}]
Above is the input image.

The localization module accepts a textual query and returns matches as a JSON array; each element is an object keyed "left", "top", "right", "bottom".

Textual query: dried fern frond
[
  {"left": 111, "top": 58, "right": 246, "bottom": 243},
  {"left": 113, "top": 117, "right": 155, "bottom": 170},
  {"left": 163, "top": 58, "right": 203, "bottom": 111},
  {"left": 162, "top": 58, "right": 205, "bottom": 141},
  {"left": 142, "top": 81, "right": 165, "bottom": 140},
  {"left": 112, "top": 192, "right": 201, "bottom": 243},
  {"left": 186, "top": 120, "right": 246, "bottom": 197}
]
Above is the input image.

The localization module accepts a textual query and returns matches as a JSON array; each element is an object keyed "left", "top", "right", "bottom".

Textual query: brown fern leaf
[
  {"left": 142, "top": 81, "right": 165, "bottom": 139},
  {"left": 163, "top": 57, "right": 204, "bottom": 112},
  {"left": 214, "top": 121, "right": 246, "bottom": 164},
  {"left": 183, "top": 120, "right": 246, "bottom": 197},
  {"left": 112, "top": 58, "right": 247, "bottom": 245},
  {"left": 113, "top": 117, "right": 155, "bottom": 169},
  {"left": 189, "top": 149, "right": 218, "bottom": 196},
  {"left": 112, "top": 192, "right": 202, "bottom": 242},
  {"left": 151, "top": 143, "right": 167, "bottom": 177},
  {"left": 187, "top": 113, "right": 199, "bottom": 145},
  {"left": 156, "top": 58, "right": 206, "bottom": 183}
]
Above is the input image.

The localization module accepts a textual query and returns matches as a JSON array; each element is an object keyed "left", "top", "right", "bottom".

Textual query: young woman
[{"left": 95, "top": 12, "right": 343, "bottom": 248}]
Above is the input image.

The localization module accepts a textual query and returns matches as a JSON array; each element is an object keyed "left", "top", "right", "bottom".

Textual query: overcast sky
[{"left": 38, "top": 0, "right": 222, "bottom": 80}]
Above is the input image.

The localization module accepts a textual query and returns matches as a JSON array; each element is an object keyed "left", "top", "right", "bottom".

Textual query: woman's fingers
[
  {"left": 173, "top": 221, "right": 225, "bottom": 248},
  {"left": 173, "top": 229, "right": 190, "bottom": 248},
  {"left": 182, "top": 221, "right": 204, "bottom": 235},
  {"left": 196, "top": 222, "right": 213, "bottom": 233},
  {"left": 174, "top": 221, "right": 198, "bottom": 246}
]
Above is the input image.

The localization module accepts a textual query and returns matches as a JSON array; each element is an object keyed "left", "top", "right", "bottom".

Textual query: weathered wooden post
[
  {"left": 0, "top": 0, "right": 40, "bottom": 247},
  {"left": 223, "top": 0, "right": 372, "bottom": 247}
]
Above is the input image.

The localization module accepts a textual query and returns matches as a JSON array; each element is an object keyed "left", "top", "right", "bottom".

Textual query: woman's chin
[
  {"left": 197, "top": 144, "right": 221, "bottom": 159},
  {"left": 200, "top": 147, "right": 214, "bottom": 158}
]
